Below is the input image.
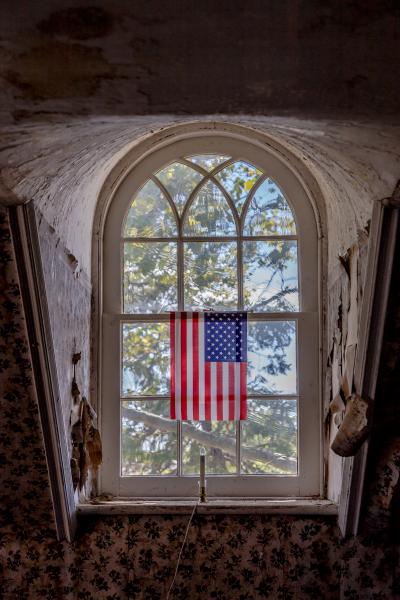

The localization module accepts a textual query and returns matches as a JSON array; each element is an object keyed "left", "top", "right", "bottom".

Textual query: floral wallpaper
[{"left": 1, "top": 205, "right": 400, "bottom": 600}]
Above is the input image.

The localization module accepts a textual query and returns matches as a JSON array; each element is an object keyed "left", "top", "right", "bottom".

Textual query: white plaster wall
[
  {"left": 1, "top": 116, "right": 398, "bottom": 504},
  {"left": 1, "top": 116, "right": 399, "bottom": 277}
]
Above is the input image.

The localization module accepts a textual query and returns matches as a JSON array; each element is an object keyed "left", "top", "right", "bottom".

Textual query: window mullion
[
  {"left": 236, "top": 421, "right": 241, "bottom": 475},
  {"left": 237, "top": 216, "right": 243, "bottom": 474},
  {"left": 177, "top": 419, "right": 182, "bottom": 477},
  {"left": 177, "top": 233, "right": 183, "bottom": 477},
  {"left": 178, "top": 238, "right": 184, "bottom": 311},
  {"left": 238, "top": 236, "right": 243, "bottom": 310}
]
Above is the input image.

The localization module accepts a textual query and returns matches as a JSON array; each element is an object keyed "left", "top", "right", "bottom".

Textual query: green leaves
[
  {"left": 216, "top": 160, "right": 262, "bottom": 213},
  {"left": 124, "top": 180, "right": 177, "bottom": 237}
]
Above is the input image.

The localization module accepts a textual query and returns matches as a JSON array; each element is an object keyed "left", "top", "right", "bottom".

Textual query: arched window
[{"left": 100, "top": 133, "right": 320, "bottom": 498}]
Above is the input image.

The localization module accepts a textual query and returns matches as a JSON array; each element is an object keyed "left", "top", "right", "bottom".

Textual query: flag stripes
[{"left": 170, "top": 312, "right": 247, "bottom": 421}]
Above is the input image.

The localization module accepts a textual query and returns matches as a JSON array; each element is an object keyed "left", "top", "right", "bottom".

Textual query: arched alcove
[
  {"left": 2, "top": 117, "right": 399, "bottom": 510},
  {"left": 2, "top": 117, "right": 399, "bottom": 280}
]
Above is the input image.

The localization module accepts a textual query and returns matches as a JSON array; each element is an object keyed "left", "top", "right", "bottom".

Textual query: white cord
[{"left": 166, "top": 502, "right": 198, "bottom": 599}]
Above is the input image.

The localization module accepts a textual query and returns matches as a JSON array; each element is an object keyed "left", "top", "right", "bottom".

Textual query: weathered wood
[
  {"left": 9, "top": 203, "right": 77, "bottom": 541},
  {"left": 338, "top": 199, "right": 399, "bottom": 537},
  {"left": 78, "top": 498, "right": 337, "bottom": 516}
]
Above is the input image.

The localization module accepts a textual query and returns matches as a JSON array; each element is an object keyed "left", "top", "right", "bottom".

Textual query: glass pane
[
  {"left": 123, "top": 242, "right": 177, "bottom": 313},
  {"left": 244, "top": 178, "right": 296, "bottom": 236},
  {"left": 155, "top": 162, "right": 203, "bottom": 214},
  {"left": 184, "top": 180, "right": 236, "bottom": 236},
  {"left": 121, "top": 400, "right": 177, "bottom": 475},
  {"left": 247, "top": 321, "right": 297, "bottom": 395},
  {"left": 186, "top": 154, "right": 230, "bottom": 172},
  {"left": 123, "top": 180, "right": 177, "bottom": 237},
  {"left": 216, "top": 161, "right": 262, "bottom": 212},
  {"left": 184, "top": 241, "right": 237, "bottom": 310},
  {"left": 122, "top": 323, "right": 170, "bottom": 396},
  {"left": 243, "top": 240, "right": 299, "bottom": 312},
  {"left": 241, "top": 399, "right": 297, "bottom": 474},
  {"left": 182, "top": 421, "right": 236, "bottom": 474}
]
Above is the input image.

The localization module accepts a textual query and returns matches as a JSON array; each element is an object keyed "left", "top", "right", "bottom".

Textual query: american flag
[{"left": 170, "top": 312, "right": 247, "bottom": 421}]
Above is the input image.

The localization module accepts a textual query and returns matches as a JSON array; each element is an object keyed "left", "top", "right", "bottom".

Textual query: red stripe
[
  {"left": 205, "top": 362, "right": 211, "bottom": 421},
  {"left": 228, "top": 362, "right": 235, "bottom": 420},
  {"left": 181, "top": 312, "right": 187, "bottom": 420},
  {"left": 216, "top": 362, "right": 223, "bottom": 420},
  {"left": 240, "top": 362, "right": 247, "bottom": 420},
  {"left": 192, "top": 313, "right": 199, "bottom": 421},
  {"left": 170, "top": 313, "right": 176, "bottom": 419}
]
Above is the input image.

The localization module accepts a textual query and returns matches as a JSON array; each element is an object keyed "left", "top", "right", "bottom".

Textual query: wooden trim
[
  {"left": 338, "top": 200, "right": 399, "bottom": 536},
  {"left": 78, "top": 498, "right": 337, "bottom": 516},
  {"left": 9, "top": 203, "right": 77, "bottom": 542}
]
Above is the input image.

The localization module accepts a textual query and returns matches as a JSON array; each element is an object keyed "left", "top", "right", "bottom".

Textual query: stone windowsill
[{"left": 77, "top": 497, "right": 338, "bottom": 516}]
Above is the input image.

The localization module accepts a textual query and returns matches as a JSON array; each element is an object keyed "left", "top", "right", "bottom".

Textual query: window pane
[
  {"left": 184, "top": 180, "right": 236, "bottom": 236},
  {"left": 155, "top": 162, "right": 202, "bottom": 215},
  {"left": 184, "top": 241, "right": 237, "bottom": 310},
  {"left": 121, "top": 400, "right": 177, "bottom": 475},
  {"left": 123, "top": 180, "right": 177, "bottom": 237},
  {"left": 186, "top": 154, "right": 230, "bottom": 172},
  {"left": 241, "top": 399, "right": 297, "bottom": 474},
  {"left": 122, "top": 323, "right": 170, "bottom": 396},
  {"left": 243, "top": 178, "right": 296, "bottom": 236},
  {"left": 247, "top": 321, "right": 297, "bottom": 395},
  {"left": 243, "top": 240, "right": 299, "bottom": 312},
  {"left": 215, "top": 160, "right": 262, "bottom": 212},
  {"left": 123, "top": 242, "right": 177, "bottom": 313},
  {"left": 182, "top": 421, "right": 236, "bottom": 474}
]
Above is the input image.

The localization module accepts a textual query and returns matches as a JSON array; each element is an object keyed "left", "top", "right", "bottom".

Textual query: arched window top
[
  {"left": 184, "top": 180, "right": 236, "bottom": 236},
  {"left": 123, "top": 180, "right": 177, "bottom": 238},
  {"left": 215, "top": 160, "right": 262, "bottom": 212},
  {"left": 244, "top": 178, "right": 296, "bottom": 236},
  {"left": 155, "top": 162, "right": 202, "bottom": 215},
  {"left": 186, "top": 154, "right": 231, "bottom": 171},
  {"left": 122, "top": 155, "right": 296, "bottom": 240}
]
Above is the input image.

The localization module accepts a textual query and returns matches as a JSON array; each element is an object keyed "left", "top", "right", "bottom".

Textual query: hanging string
[{"left": 166, "top": 502, "right": 198, "bottom": 600}]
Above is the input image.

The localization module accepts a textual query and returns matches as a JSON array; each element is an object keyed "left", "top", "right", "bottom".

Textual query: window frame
[{"left": 99, "top": 134, "right": 321, "bottom": 498}]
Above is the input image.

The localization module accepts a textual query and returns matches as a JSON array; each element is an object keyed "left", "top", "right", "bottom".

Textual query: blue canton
[{"left": 204, "top": 312, "right": 247, "bottom": 363}]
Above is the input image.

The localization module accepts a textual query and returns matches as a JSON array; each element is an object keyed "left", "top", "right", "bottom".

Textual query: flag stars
[{"left": 205, "top": 311, "right": 247, "bottom": 363}]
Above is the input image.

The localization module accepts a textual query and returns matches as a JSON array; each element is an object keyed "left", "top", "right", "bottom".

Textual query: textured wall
[
  {"left": 0, "top": 0, "right": 399, "bottom": 121},
  {"left": 35, "top": 208, "right": 92, "bottom": 442},
  {"left": 1, "top": 204, "right": 400, "bottom": 599}
]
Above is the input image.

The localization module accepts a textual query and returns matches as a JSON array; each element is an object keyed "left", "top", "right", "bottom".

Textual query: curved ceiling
[{"left": 0, "top": 116, "right": 399, "bottom": 278}]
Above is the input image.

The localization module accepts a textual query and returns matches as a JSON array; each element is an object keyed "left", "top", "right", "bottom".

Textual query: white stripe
[
  {"left": 210, "top": 362, "right": 217, "bottom": 420},
  {"left": 198, "top": 314, "right": 205, "bottom": 421},
  {"left": 222, "top": 363, "right": 229, "bottom": 420},
  {"left": 234, "top": 362, "right": 241, "bottom": 420},
  {"left": 186, "top": 315, "right": 193, "bottom": 420},
  {"left": 174, "top": 316, "right": 181, "bottom": 420}
]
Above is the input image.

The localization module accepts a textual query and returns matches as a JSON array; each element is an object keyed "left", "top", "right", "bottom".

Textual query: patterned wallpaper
[{"left": 1, "top": 206, "right": 399, "bottom": 599}]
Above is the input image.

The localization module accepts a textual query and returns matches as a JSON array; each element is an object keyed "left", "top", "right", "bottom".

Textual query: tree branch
[{"left": 122, "top": 406, "right": 297, "bottom": 474}]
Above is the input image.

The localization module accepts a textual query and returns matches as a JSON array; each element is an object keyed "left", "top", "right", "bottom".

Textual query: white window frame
[{"left": 99, "top": 133, "right": 321, "bottom": 498}]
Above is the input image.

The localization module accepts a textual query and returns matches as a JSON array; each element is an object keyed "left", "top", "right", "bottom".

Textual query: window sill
[{"left": 77, "top": 497, "right": 337, "bottom": 516}]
